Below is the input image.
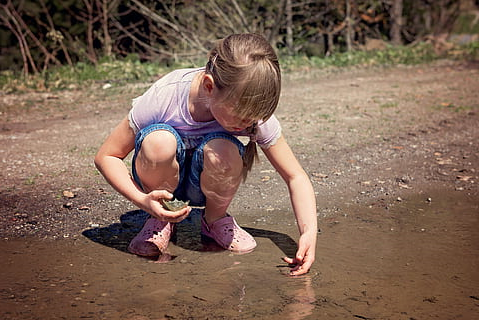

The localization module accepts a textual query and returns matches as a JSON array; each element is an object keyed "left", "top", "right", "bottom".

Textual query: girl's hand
[
  {"left": 140, "top": 190, "right": 191, "bottom": 223},
  {"left": 282, "top": 232, "right": 316, "bottom": 276}
]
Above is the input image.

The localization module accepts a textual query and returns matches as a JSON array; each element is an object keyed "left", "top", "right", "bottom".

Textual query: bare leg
[
  {"left": 200, "top": 138, "right": 243, "bottom": 225},
  {"left": 135, "top": 130, "right": 179, "bottom": 193},
  {"left": 128, "top": 130, "right": 179, "bottom": 257}
]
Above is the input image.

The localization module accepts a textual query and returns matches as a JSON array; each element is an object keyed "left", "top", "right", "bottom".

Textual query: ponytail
[
  {"left": 242, "top": 123, "right": 259, "bottom": 181},
  {"left": 243, "top": 140, "right": 258, "bottom": 181}
]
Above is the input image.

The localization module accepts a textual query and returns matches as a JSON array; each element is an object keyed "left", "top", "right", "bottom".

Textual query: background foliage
[{"left": 0, "top": 0, "right": 478, "bottom": 91}]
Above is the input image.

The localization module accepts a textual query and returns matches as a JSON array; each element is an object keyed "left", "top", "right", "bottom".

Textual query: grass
[
  {"left": 433, "top": 102, "right": 476, "bottom": 113},
  {"left": 281, "top": 42, "right": 479, "bottom": 71},
  {"left": 0, "top": 56, "right": 194, "bottom": 93},
  {"left": 380, "top": 102, "right": 398, "bottom": 109},
  {"left": 1, "top": 41, "right": 478, "bottom": 93}
]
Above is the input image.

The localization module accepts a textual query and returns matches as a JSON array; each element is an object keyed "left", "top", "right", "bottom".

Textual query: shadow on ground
[{"left": 82, "top": 209, "right": 298, "bottom": 258}]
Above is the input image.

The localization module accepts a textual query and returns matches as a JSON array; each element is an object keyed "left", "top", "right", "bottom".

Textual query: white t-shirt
[{"left": 128, "top": 68, "right": 281, "bottom": 149}]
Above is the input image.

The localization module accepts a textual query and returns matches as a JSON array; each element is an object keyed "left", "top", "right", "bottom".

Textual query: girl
[{"left": 94, "top": 33, "right": 317, "bottom": 276}]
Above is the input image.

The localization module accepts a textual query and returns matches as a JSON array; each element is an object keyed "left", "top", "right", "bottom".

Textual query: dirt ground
[{"left": 1, "top": 60, "right": 478, "bottom": 319}]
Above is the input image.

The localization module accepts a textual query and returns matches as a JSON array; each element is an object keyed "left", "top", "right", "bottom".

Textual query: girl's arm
[
  {"left": 94, "top": 116, "right": 190, "bottom": 222},
  {"left": 262, "top": 134, "right": 317, "bottom": 276}
]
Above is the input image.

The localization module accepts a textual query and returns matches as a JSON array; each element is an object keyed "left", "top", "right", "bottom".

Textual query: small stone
[
  {"left": 261, "top": 175, "right": 271, "bottom": 182},
  {"left": 63, "top": 190, "right": 75, "bottom": 198}
]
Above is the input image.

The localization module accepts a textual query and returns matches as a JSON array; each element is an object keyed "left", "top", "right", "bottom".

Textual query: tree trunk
[
  {"left": 266, "top": 0, "right": 286, "bottom": 48},
  {"left": 99, "top": 0, "right": 112, "bottom": 57},
  {"left": 327, "top": 32, "right": 334, "bottom": 55},
  {"left": 286, "top": 0, "right": 293, "bottom": 55},
  {"left": 390, "top": 0, "right": 403, "bottom": 45},
  {"left": 345, "top": 0, "right": 352, "bottom": 51}
]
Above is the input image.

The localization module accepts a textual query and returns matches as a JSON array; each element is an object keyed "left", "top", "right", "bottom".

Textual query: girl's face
[{"left": 210, "top": 100, "right": 256, "bottom": 132}]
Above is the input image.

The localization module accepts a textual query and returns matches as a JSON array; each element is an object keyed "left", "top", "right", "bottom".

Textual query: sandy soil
[{"left": 1, "top": 60, "right": 478, "bottom": 319}]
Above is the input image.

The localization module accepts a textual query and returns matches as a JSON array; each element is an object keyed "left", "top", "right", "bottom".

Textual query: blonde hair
[{"left": 206, "top": 33, "right": 281, "bottom": 180}]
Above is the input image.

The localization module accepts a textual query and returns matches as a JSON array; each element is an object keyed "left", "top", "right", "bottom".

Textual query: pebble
[
  {"left": 14, "top": 213, "right": 29, "bottom": 218},
  {"left": 63, "top": 190, "right": 75, "bottom": 198},
  {"left": 63, "top": 202, "right": 73, "bottom": 209}
]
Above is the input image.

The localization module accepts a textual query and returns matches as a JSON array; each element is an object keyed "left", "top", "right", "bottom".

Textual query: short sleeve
[
  {"left": 127, "top": 72, "right": 183, "bottom": 134},
  {"left": 256, "top": 115, "right": 282, "bottom": 149}
]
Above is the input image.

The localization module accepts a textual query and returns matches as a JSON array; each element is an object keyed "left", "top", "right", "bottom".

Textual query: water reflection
[{"left": 283, "top": 276, "right": 316, "bottom": 320}]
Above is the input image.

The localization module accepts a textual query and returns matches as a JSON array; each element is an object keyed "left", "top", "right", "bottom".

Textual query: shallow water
[{"left": 1, "top": 191, "right": 478, "bottom": 319}]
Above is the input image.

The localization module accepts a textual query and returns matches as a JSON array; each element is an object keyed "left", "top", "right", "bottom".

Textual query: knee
[
  {"left": 203, "top": 139, "right": 243, "bottom": 177},
  {"left": 138, "top": 130, "right": 177, "bottom": 165}
]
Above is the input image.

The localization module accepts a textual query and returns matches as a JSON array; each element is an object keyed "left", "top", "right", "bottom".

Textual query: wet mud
[
  {"left": 1, "top": 62, "right": 479, "bottom": 319},
  {"left": 1, "top": 190, "right": 478, "bottom": 320}
]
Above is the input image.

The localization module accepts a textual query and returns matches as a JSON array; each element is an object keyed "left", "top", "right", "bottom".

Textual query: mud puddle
[{"left": 1, "top": 190, "right": 478, "bottom": 320}]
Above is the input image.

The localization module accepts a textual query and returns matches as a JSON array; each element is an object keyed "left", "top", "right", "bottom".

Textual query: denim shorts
[{"left": 132, "top": 123, "right": 245, "bottom": 207}]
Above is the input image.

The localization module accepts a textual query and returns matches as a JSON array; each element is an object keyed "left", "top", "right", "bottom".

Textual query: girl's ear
[{"left": 202, "top": 74, "right": 215, "bottom": 96}]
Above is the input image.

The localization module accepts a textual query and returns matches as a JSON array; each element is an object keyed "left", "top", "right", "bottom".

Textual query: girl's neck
[{"left": 189, "top": 72, "right": 214, "bottom": 122}]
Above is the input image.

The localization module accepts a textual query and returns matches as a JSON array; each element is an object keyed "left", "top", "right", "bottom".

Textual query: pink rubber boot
[
  {"left": 128, "top": 217, "right": 174, "bottom": 256},
  {"left": 201, "top": 214, "right": 256, "bottom": 253}
]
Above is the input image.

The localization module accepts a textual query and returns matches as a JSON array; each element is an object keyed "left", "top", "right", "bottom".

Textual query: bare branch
[
  {"left": 130, "top": 0, "right": 180, "bottom": 32},
  {"left": 0, "top": 3, "right": 36, "bottom": 75},
  {"left": 39, "top": 0, "right": 73, "bottom": 66},
  {"left": 112, "top": 18, "right": 173, "bottom": 57},
  {"left": 208, "top": 0, "right": 237, "bottom": 34},
  {"left": 230, "top": 0, "right": 251, "bottom": 33}
]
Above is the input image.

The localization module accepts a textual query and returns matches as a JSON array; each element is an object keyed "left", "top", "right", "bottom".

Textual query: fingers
[
  {"left": 282, "top": 256, "right": 295, "bottom": 264},
  {"left": 150, "top": 190, "right": 174, "bottom": 201},
  {"left": 160, "top": 206, "right": 191, "bottom": 223},
  {"left": 283, "top": 256, "right": 311, "bottom": 276},
  {"left": 282, "top": 246, "right": 314, "bottom": 276},
  {"left": 143, "top": 190, "right": 192, "bottom": 222},
  {"left": 289, "top": 265, "right": 309, "bottom": 276}
]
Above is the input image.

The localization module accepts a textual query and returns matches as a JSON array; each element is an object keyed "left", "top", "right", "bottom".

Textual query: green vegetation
[
  {"left": 433, "top": 102, "right": 476, "bottom": 113},
  {"left": 452, "top": 12, "right": 479, "bottom": 34},
  {"left": 0, "top": 57, "right": 188, "bottom": 93},
  {"left": 380, "top": 102, "right": 399, "bottom": 109},
  {"left": 282, "top": 42, "right": 479, "bottom": 71},
  {"left": 1, "top": 42, "right": 478, "bottom": 93}
]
